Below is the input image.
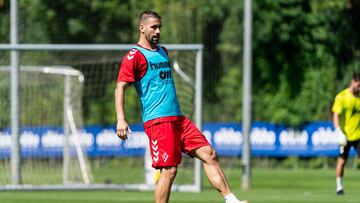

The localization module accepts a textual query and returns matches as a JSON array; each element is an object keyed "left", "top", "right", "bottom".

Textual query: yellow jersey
[{"left": 332, "top": 88, "right": 360, "bottom": 141}]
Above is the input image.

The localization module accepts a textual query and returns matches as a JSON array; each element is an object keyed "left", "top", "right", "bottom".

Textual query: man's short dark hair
[
  {"left": 352, "top": 73, "right": 360, "bottom": 81},
  {"left": 139, "top": 10, "right": 161, "bottom": 24}
]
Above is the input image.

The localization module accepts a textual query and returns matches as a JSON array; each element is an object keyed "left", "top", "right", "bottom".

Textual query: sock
[
  {"left": 336, "top": 177, "right": 343, "bottom": 191},
  {"left": 224, "top": 193, "right": 238, "bottom": 203}
]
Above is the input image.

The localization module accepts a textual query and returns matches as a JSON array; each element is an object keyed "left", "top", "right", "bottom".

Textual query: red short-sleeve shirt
[{"left": 117, "top": 44, "right": 168, "bottom": 83}]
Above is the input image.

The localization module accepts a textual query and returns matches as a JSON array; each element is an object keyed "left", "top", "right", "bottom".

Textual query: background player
[
  {"left": 332, "top": 72, "right": 360, "bottom": 195},
  {"left": 115, "top": 10, "right": 247, "bottom": 203}
]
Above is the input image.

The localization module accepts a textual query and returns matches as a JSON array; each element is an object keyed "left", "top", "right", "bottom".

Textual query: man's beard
[
  {"left": 147, "top": 34, "right": 160, "bottom": 44},
  {"left": 151, "top": 38, "right": 159, "bottom": 44}
]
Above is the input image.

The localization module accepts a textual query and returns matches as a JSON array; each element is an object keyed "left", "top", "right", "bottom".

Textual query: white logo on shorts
[{"left": 163, "top": 152, "right": 169, "bottom": 162}]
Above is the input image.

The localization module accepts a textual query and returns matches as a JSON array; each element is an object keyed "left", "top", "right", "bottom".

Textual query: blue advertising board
[{"left": 0, "top": 122, "right": 354, "bottom": 158}]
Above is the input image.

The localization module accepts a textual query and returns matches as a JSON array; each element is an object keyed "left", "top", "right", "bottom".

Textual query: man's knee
[
  {"left": 202, "top": 146, "right": 219, "bottom": 164},
  {"left": 337, "top": 157, "right": 347, "bottom": 167},
  {"left": 160, "top": 166, "right": 178, "bottom": 180}
]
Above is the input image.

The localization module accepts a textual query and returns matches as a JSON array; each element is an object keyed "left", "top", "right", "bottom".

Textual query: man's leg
[
  {"left": 190, "top": 146, "right": 246, "bottom": 203},
  {"left": 336, "top": 157, "right": 346, "bottom": 195},
  {"left": 191, "top": 146, "right": 230, "bottom": 195},
  {"left": 336, "top": 157, "right": 346, "bottom": 194},
  {"left": 155, "top": 166, "right": 177, "bottom": 203},
  {"left": 336, "top": 143, "right": 351, "bottom": 195},
  {"left": 336, "top": 157, "right": 346, "bottom": 179},
  {"left": 179, "top": 116, "right": 245, "bottom": 202}
]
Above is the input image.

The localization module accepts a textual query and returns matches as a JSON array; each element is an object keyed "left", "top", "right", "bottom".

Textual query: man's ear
[{"left": 139, "top": 24, "right": 145, "bottom": 33}]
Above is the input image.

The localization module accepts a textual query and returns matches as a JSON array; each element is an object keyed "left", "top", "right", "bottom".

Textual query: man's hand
[
  {"left": 116, "top": 119, "right": 132, "bottom": 140},
  {"left": 335, "top": 128, "right": 347, "bottom": 146}
]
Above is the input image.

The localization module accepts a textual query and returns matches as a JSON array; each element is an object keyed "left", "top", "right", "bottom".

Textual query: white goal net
[
  {"left": 0, "top": 65, "right": 92, "bottom": 188},
  {"left": 0, "top": 44, "right": 203, "bottom": 191}
]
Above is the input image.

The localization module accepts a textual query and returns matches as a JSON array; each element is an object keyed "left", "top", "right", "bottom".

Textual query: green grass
[
  {"left": 0, "top": 168, "right": 359, "bottom": 203},
  {"left": 0, "top": 157, "right": 198, "bottom": 185}
]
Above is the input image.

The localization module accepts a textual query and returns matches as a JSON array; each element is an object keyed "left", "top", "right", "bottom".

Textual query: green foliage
[
  {"left": 0, "top": 74, "right": 10, "bottom": 128},
  {"left": 17, "top": 0, "right": 134, "bottom": 43},
  {"left": 86, "top": 83, "right": 142, "bottom": 125},
  {"left": 250, "top": 0, "right": 358, "bottom": 126},
  {"left": 0, "top": 0, "right": 9, "bottom": 43},
  {"left": 281, "top": 156, "right": 300, "bottom": 169},
  {"left": 0, "top": 0, "right": 359, "bottom": 126},
  {"left": 207, "top": 67, "right": 242, "bottom": 122}
]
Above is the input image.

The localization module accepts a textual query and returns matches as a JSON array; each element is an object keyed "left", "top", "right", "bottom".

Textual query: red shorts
[{"left": 144, "top": 116, "right": 210, "bottom": 168}]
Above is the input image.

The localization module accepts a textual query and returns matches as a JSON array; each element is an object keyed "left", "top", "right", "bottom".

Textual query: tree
[{"left": 1, "top": 0, "right": 359, "bottom": 125}]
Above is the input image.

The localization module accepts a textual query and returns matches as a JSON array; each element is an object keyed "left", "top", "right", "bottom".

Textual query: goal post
[
  {"left": 0, "top": 44, "right": 203, "bottom": 192},
  {"left": 0, "top": 65, "right": 90, "bottom": 188}
]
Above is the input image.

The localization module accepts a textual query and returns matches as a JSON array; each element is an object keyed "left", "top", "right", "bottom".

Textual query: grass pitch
[{"left": 0, "top": 168, "right": 359, "bottom": 203}]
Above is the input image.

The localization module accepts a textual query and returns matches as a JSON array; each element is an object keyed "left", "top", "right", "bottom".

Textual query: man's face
[
  {"left": 140, "top": 17, "right": 161, "bottom": 45},
  {"left": 351, "top": 80, "right": 360, "bottom": 94}
]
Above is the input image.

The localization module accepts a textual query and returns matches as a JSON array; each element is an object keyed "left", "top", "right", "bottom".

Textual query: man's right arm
[
  {"left": 333, "top": 112, "right": 347, "bottom": 145},
  {"left": 115, "top": 81, "right": 131, "bottom": 140},
  {"left": 115, "top": 48, "right": 145, "bottom": 139},
  {"left": 332, "top": 94, "right": 347, "bottom": 145},
  {"left": 333, "top": 112, "right": 341, "bottom": 129}
]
